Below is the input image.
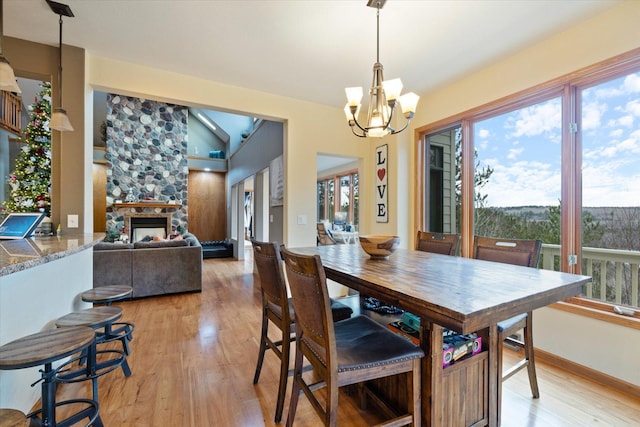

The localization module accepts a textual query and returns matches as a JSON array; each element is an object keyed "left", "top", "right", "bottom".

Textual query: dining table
[{"left": 290, "top": 244, "right": 592, "bottom": 427}]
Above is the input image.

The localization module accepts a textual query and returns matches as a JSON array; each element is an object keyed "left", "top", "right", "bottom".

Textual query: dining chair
[
  {"left": 317, "top": 222, "right": 337, "bottom": 245},
  {"left": 280, "top": 247, "right": 424, "bottom": 427},
  {"left": 472, "top": 236, "right": 542, "bottom": 417},
  {"left": 251, "top": 240, "right": 353, "bottom": 423},
  {"left": 416, "top": 230, "right": 460, "bottom": 255}
]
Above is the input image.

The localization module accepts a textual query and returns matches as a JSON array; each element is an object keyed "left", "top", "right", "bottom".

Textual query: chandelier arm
[
  {"left": 350, "top": 115, "right": 370, "bottom": 135},
  {"left": 389, "top": 120, "right": 411, "bottom": 135},
  {"left": 350, "top": 126, "right": 367, "bottom": 138}
]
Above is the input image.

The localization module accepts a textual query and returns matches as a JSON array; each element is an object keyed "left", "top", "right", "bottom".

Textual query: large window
[
  {"left": 579, "top": 70, "right": 640, "bottom": 308},
  {"left": 417, "top": 50, "right": 640, "bottom": 322},
  {"left": 473, "top": 97, "right": 562, "bottom": 243},
  {"left": 317, "top": 171, "right": 359, "bottom": 230}
]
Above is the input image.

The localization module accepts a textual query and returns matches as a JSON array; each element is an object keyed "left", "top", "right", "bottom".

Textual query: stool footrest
[
  {"left": 27, "top": 398, "right": 102, "bottom": 427},
  {"left": 55, "top": 349, "right": 126, "bottom": 383},
  {"left": 97, "top": 322, "right": 135, "bottom": 344}
]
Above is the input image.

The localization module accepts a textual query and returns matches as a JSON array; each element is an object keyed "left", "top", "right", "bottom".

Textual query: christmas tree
[{"left": 4, "top": 82, "right": 52, "bottom": 215}]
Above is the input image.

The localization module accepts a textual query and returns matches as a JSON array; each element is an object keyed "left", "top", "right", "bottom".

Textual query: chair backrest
[
  {"left": 317, "top": 222, "right": 336, "bottom": 245},
  {"left": 280, "top": 248, "right": 336, "bottom": 375},
  {"left": 416, "top": 231, "right": 460, "bottom": 256},
  {"left": 251, "top": 240, "right": 290, "bottom": 320},
  {"left": 472, "top": 236, "right": 542, "bottom": 268}
]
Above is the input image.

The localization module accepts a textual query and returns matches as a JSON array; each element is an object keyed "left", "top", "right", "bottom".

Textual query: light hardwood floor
[{"left": 52, "top": 251, "right": 640, "bottom": 426}]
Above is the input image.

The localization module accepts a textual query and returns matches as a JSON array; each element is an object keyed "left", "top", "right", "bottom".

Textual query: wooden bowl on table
[{"left": 359, "top": 235, "right": 400, "bottom": 259}]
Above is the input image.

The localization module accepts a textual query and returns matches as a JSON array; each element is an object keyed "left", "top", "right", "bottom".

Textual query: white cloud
[
  {"left": 582, "top": 101, "right": 607, "bottom": 131},
  {"left": 622, "top": 73, "right": 640, "bottom": 93},
  {"left": 509, "top": 100, "right": 561, "bottom": 138},
  {"left": 625, "top": 99, "right": 640, "bottom": 117},
  {"left": 482, "top": 159, "right": 560, "bottom": 207},
  {"left": 477, "top": 129, "right": 490, "bottom": 139},
  {"left": 507, "top": 147, "right": 524, "bottom": 160}
]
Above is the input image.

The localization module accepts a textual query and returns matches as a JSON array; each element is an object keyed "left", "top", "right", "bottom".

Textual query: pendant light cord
[
  {"left": 0, "top": 0, "right": 5, "bottom": 55},
  {"left": 57, "top": 14, "right": 63, "bottom": 107}
]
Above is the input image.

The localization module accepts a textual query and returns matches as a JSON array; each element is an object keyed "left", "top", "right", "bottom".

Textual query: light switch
[
  {"left": 297, "top": 215, "right": 307, "bottom": 225},
  {"left": 67, "top": 214, "right": 79, "bottom": 228}
]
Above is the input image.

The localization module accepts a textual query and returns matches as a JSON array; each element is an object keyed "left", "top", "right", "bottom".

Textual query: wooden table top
[
  {"left": 0, "top": 408, "right": 29, "bottom": 427},
  {"left": 55, "top": 306, "right": 123, "bottom": 329},
  {"left": 0, "top": 326, "right": 95, "bottom": 370},
  {"left": 81, "top": 285, "right": 133, "bottom": 303},
  {"left": 292, "top": 245, "right": 592, "bottom": 333}
]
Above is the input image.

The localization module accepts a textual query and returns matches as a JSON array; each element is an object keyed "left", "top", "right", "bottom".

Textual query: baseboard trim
[{"left": 535, "top": 348, "right": 640, "bottom": 399}]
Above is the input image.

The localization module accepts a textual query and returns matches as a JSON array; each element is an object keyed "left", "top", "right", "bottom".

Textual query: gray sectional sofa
[{"left": 93, "top": 233, "right": 202, "bottom": 298}]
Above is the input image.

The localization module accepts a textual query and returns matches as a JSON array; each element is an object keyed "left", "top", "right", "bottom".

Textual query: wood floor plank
[{"left": 48, "top": 250, "right": 640, "bottom": 426}]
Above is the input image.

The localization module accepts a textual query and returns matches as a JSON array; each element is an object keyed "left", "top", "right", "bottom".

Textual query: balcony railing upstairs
[
  {"left": 0, "top": 90, "right": 21, "bottom": 135},
  {"left": 541, "top": 244, "right": 640, "bottom": 309}
]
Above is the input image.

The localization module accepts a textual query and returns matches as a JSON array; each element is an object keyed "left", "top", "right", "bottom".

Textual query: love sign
[{"left": 376, "top": 144, "right": 388, "bottom": 223}]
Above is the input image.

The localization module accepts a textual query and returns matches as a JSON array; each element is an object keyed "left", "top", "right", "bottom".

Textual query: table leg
[{"left": 487, "top": 323, "right": 499, "bottom": 426}]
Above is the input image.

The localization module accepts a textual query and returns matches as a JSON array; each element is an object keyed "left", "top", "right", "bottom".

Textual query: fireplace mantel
[{"left": 113, "top": 202, "right": 181, "bottom": 209}]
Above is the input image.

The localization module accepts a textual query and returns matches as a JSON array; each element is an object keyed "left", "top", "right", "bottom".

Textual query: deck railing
[
  {"left": 0, "top": 90, "right": 21, "bottom": 135},
  {"left": 540, "top": 244, "right": 640, "bottom": 309}
]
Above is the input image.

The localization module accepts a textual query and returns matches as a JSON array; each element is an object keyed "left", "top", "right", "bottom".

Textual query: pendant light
[
  {"left": 47, "top": 0, "right": 74, "bottom": 132},
  {"left": 344, "top": 0, "right": 418, "bottom": 138},
  {"left": 0, "top": 0, "right": 21, "bottom": 93}
]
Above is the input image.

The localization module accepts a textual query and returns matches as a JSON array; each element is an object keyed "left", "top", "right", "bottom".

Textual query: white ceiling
[{"left": 5, "top": 0, "right": 621, "bottom": 109}]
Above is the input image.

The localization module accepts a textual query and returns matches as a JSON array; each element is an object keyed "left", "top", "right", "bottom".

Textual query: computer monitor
[{"left": 0, "top": 213, "right": 45, "bottom": 239}]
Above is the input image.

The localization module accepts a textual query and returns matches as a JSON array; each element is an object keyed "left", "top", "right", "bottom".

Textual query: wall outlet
[
  {"left": 568, "top": 254, "right": 578, "bottom": 265},
  {"left": 297, "top": 215, "right": 307, "bottom": 225},
  {"left": 67, "top": 214, "right": 79, "bottom": 228}
]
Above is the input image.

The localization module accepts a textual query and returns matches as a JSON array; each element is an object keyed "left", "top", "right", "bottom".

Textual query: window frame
[{"left": 414, "top": 47, "right": 640, "bottom": 329}]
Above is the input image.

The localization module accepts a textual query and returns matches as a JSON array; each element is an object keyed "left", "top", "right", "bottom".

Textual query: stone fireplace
[{"left": 104, "top": 94, "right": 189, "bottom": 234}]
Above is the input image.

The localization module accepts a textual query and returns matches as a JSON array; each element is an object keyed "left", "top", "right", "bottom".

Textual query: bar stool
[
  {"left": 55, "top": 306, "right": 131, "bottom": 401},
  {"left": 80, "top": 285, "right": 135, "bottom": 353},
  {"left": 0, "top": 327, "right": 102, "bottom": 427},
  {"left": 80, "top": 285, "right": 132, "bottom": 306},
  {"left": 0, "top": 408, "right": 29, "bottom": 427}
]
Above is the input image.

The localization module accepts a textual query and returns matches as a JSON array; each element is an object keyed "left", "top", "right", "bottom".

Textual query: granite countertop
[{"left": 0, "top": 233, "right": 104, "bottom": 277}]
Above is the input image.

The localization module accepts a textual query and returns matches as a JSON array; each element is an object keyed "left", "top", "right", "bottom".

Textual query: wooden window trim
[{"left": 550, "top": 298, "right": 640, "bottom": 330}]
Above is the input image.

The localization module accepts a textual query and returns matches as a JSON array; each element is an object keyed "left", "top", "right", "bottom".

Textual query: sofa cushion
[
  {"left": 95, "top": 242, "right": 134, "bottom": 250},
  {"left": 134, "top": 239, "right": 188, "bottom": 249}
]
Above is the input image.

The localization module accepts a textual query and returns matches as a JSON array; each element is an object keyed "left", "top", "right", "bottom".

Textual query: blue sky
[{"left": 474, "top": 72, "right": 639, "bottom": 208}]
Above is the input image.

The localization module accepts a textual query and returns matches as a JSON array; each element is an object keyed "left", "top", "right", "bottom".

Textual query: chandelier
[{"left": 344, "top": 0, "right": 419, "bottom": 138}]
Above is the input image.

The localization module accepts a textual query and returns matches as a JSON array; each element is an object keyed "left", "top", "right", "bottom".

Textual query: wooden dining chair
[
  {"left": 416, "top": 230, "right": 460, "bottom": 255},
  {"left": 317, "top": 222, "right": 337, "bottom": 245},
  {"left": 251, "top": 240, "right": 353, "bottom": 423},
  {"left": 472, "top": 236, "right": 543, "bottom": 417},
  {"left": 280, "top": 247, "right": 424, "bottom": 427}
]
